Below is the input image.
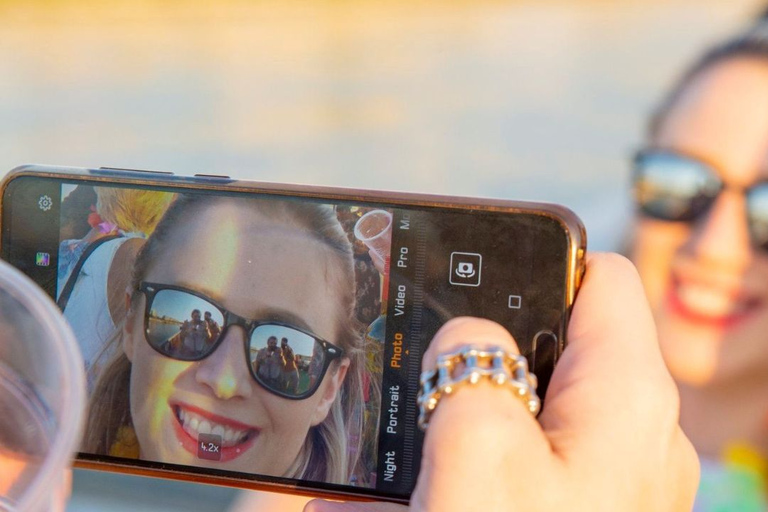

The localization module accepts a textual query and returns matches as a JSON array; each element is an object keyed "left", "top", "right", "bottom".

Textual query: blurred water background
[{"left": 0, "top": 0, "right": 763, "bottom": 510}]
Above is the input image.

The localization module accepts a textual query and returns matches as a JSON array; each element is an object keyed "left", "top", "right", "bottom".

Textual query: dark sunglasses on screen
[
  {"left": 632, "top": 149, "right": 768, "bottom": 250},
  {"left": 137, "top": 282, "right": 344, "bottom": 400}
]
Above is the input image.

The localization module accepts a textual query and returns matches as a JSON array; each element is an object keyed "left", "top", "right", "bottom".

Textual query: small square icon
[
  {"left": 197, "top": 433, "right": 222, "bottom": 461},
  {"left": 449, "top": 252, "right": 482, "bottom": 287},
  {"left": 508, "top": 295, "right": 522, "bottom": 309},
  {"left": 35, "top": 252, "right": 50, "bottom": 267}
]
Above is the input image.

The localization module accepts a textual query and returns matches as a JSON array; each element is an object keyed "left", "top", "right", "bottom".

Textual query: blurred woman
[{"left": 631, "top": 12, "right": 768, "bottom": 509}]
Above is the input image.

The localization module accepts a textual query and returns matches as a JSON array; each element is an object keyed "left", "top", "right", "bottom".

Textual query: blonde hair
[
  {"left": 95, "top": 188, "right": 176, "bottom": 236},
  {"left": 85, "top": 194, "right": 373, "bottom": 485}
]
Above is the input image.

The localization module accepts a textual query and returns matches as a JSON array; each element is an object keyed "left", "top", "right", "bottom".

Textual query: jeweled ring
[{"left": 417, "top": 345, "right": 541, "bottom": 430}]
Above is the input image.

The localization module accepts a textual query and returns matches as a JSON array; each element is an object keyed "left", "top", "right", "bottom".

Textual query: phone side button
[
  {"left": 532, "top": 330, "right": 558, "bottom": 391},
  {"left": 98, "top": 167, "right": 174, "bottom": 175},
  {"left": 194, "top": 173, "right": 231, "bottom": 179}
]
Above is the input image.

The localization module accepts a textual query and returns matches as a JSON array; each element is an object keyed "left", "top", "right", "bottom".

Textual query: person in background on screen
[
  {"left": 181, "top": 308, "right": 207, "bottom": 353},
  {"left": 255, "top": 335, "right": 284, "bottom": 387},
  {"left": 204, "top": 310, "right": 221, "bottom": 344},
  {"left": 57, "top": 187, "right": 175, "bottom": 390},
  {"left": 57, "top": 187, "right": 175, "bottom": 292},
  {"left": 281, "top": 337, "right": 300, "bottom": 394},
  {"left": 58, "top": 185, "right": 97, "bottom": 242},
  {"left": 630, "top": 10, "right": 768, "bottom": 510}
]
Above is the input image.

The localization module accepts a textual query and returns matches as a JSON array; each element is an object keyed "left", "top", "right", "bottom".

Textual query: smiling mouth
[
  {"left": 173, "top": 406, "right": 256, "bottom": 447},
  {"left": 668, "top": 279, "right": 762, "bottom": 327},
  {"left": 171, "top": 403, "right": 259, "bottom": 456}
]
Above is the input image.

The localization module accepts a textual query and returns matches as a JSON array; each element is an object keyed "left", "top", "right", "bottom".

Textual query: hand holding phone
[{"left": 306, "top": 254, "right": 699, "bottom": 512}]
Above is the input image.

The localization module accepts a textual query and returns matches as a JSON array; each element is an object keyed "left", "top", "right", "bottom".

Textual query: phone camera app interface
[{"left": 3, "top": 176, "right": 570, "bottom": 503}]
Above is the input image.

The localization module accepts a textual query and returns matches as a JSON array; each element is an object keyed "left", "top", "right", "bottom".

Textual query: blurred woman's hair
[{"left": 647, "top": 13, "right": 768, "bottom": 138}]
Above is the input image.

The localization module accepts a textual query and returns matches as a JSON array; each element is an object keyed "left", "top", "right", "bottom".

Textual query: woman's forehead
[
  {"left": 145, "top": 205, "right": 338, "bottom": 295},
  {"left": 149, "top": 211, "right": 334, "bottom": 281},
  {"left": 655, "top": 57, "right": 768, "bottom": 184}
]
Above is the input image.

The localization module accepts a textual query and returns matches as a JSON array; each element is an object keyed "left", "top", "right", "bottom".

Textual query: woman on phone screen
[
  {"left": 631, "top": 12, "right": 768, "bottom": 509},
  {"left": 84, "top": 194, "right": 370, "bottom": 485}
]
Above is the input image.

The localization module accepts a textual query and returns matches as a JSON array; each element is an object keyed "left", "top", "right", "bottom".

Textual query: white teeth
[
  {"left": 176, "top": 407, "right": 252, "bottom": 447},
  {"left": 676, "top": 284, "right": 747, "bottom": 317}
]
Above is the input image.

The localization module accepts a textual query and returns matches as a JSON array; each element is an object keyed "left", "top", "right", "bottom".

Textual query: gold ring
[{"left": 417, "top": 345, "right": 541, "bottom": 430}]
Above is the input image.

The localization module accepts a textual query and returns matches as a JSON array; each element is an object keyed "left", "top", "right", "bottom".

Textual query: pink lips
[
  {"left": 170, "top": 401, "right": 259, "bottom": 463},
  {"left": 665, "top": 277, "right": 761, "bottom": 329}
]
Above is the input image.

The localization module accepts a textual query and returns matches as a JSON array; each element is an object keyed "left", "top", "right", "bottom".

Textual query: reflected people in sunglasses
[
  {"left": 280, "top": 337, "right": 301, "bottom": 395},
  {"left": 631, "top": 14, "right": 768, "bottom": 509},
  {"left": 84, "top": 195, "right": 371, "bottom": 485},
  {"left": 254, "top": 336, "right": 284, "bottom": 387}
]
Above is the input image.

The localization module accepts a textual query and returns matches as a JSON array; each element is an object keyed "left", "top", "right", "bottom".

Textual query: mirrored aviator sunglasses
[
  {"left": 632, "top": 150, "right": 768, "bottom": 251},
  {"left": 137, "top": 282, "right": 344, "bottom": 400}
]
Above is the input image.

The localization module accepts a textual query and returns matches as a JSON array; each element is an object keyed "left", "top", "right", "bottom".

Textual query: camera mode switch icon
[{"left": 449, "top": 252, "right": 482, "bottom": 287}]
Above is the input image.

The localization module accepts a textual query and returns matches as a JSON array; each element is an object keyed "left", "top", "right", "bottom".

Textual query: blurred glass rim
[{"left": 0, "top": 259, "right": 86, "bottom": 511}]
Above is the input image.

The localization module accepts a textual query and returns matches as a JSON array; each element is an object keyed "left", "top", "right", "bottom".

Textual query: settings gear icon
[{"left": 38, "top": 195, "right": 53, "bottom": 212}]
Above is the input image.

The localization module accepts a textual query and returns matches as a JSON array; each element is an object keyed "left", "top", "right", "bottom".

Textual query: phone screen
[{"left": 1, "top": 175, "right": 577, "bottom": 501}]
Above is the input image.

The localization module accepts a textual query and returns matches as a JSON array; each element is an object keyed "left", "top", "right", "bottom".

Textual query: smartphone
[{"left": 0, "top": 164, "right": 586, "bottom": 503}]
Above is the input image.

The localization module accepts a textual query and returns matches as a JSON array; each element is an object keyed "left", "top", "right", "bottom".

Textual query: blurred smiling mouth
[
  {"left": 668, "top": 279, "right": 762, "bottom": 327},
  {"left": 170, "top": 402, "right": 259, "bottom": 461}
]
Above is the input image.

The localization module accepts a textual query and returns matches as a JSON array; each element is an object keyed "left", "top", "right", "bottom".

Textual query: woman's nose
[
  {"left": 685, "top": 189, "right": 752, "bottom": 268},
  {"left": 194, "top": 327, "right": 253, "bottom": 400}
]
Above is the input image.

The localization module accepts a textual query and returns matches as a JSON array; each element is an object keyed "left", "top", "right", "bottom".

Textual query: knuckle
[
  {"left": 434, "top": 317, "right": 517, "bottom": 351},
  {"left": 669, "top": 430, "right": 700, "bottom": 509},
  {"left": 588, "top": 252, "right": 643, "bottom": 289},
  {"left": 653, "top": 372, "right": 682, "bottom": 428},
  {"left": 590, "top": 252, "right": 636, "bottom": 274},
  {"left": 661, "top": 375, "right": 681, "bottom": 414},
  {"left": 685, "top": 440, "right": 700, "bottom": 480},
  {"left": 625, "top": 371, "right": 680, "bottom": 428}
]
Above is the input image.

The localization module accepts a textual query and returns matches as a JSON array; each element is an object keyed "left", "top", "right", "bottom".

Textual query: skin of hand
[{"left": 303, "top": 253, "right": 700, "bottom": 512}]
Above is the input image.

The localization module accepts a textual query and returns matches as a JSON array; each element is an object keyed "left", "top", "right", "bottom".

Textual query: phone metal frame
[{"left": 0, "top": 164, "right": 587, "bottom": 503}]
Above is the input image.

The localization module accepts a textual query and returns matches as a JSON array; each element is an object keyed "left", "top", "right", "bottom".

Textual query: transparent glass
[{"left": 0, "top": 260, "right": 85, "bottom": 512}]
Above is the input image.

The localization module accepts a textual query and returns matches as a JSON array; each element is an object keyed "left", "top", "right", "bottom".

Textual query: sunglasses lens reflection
[
  {"left": 635, "top": 153, "right": 721, "bottom": 221},
  {"left": 749, "top": 185, "right": 768, "bottom": 250},
  {"left": 249, "top": 325, "right": 326, "bottom": 397},
  {"left": 147, "top": 289, "right": 224, "bottom": 360}
]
